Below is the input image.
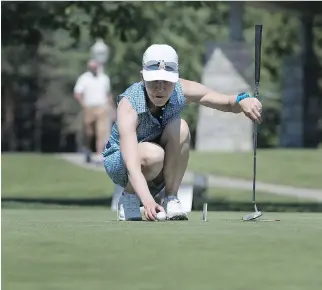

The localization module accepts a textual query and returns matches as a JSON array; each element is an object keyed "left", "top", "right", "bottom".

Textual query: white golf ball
[{"left": 156, "top": 212, "right": 167, "bottom": 221}]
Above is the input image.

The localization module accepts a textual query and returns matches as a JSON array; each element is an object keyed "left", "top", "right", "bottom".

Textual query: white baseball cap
[{"left": 142, "top": 44, "right": 179, "bottom": 83}]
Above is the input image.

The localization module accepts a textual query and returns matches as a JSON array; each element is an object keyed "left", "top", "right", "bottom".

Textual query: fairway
[
  {"left": 3, "top": 153, "right": 319, "bottom": 213},
  {"left": 189, "top": 149, "right": 322, "bottom": 189},
  {"left": 1, "top": 153, "right": 114, "bottom": 198},
  {"left": 2, "top": 208, "right": 322, "bottom": 290}
]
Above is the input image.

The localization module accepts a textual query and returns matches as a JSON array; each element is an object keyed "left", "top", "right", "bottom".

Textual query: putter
[{"left": 243, "top": 25, "right": 263, "bottom": 222}]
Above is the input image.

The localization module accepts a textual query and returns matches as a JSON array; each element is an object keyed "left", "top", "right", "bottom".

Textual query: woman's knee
[
  {"left": 162, "top": 118, "right": 191, "bottom": 145},
  {"left": 138, "top": 142, "right": 165, "bottom": 180}
]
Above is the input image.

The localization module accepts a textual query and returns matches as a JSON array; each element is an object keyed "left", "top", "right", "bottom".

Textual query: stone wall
[{"left": 195, "top": 42, "right": 253, "bottom": 152}]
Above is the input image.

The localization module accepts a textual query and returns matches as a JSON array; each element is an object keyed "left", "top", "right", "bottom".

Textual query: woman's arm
[
  {"left": 180, "top": 78, "right": 262, "bottom": 123},
  {"left": 181, "top": 78, "right": 238, "bottom": 112},
  {"left": 117, "top": 98, "right": 155, "bottom": 205}
]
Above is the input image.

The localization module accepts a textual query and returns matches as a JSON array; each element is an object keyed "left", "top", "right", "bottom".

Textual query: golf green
[{"left": 2, "top": 208, "right": 322, "bottom": 290}]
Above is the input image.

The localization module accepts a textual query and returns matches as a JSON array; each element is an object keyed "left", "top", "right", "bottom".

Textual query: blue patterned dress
[{"left": 103, "top": 81, "right": 186, "bottom": 192}]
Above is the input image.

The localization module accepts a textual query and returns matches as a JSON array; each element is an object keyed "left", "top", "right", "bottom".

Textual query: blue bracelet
[{"left": 236, "top": 92, "right": 251, "bottom": 103}]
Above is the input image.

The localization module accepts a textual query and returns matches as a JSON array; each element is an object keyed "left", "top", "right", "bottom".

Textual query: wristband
[{"left": 236, "top": 92, "right": 251, "bottom": 103}]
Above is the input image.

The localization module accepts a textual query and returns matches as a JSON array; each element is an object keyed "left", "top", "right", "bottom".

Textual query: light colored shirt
[
  {"left": 104, "top": 81, "right": 186, "bottom": 150},
  {"left": 74, "top": 72, "right": 111, "bottom": 107}
]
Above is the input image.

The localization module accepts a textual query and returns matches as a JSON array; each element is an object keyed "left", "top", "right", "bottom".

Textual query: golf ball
[{"left": 156, "top": 212, "right": 167, "bottom": 221}]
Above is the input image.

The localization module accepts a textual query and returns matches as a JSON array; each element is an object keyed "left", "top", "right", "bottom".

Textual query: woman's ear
[{"left": 140, "top": 70, "right": 144, "bottom": 82}]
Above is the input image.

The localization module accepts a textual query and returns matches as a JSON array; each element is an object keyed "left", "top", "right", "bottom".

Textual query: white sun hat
[{"left": 142, "top": 44, "right": 179, "bottom": 83}]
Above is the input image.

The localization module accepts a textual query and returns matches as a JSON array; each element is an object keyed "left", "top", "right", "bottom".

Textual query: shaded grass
[{"left": 207, "top": 187, "right": 313, "bottom": 203}]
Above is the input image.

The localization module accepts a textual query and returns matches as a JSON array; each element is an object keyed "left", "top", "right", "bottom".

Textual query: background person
[{"left": 74, "top": 59, "right": 115, "bottom": 163}]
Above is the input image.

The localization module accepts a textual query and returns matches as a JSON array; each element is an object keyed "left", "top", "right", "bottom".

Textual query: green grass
[
  {"left": 188, "top": 149, "right": 322, "bottom": 189},
  {"left": 1, "top": 153, "right": 114, "bottom": 198},
  {"left": 2, "top": 208, "right": 322, "bottom": 290}
]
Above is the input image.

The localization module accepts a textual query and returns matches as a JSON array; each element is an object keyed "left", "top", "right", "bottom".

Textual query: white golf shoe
[
  {"left": 162, "top": 195, "right": 188, "bottom": 220},
  {"left": 118, "top": 192, "right": 142, "bottom": 221}
]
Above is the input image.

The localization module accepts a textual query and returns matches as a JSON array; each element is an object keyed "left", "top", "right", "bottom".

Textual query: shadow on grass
[
  {"left": 2, "top": 196, "right": 322, "bottom": 212},
  {"left": 1, "top": 197, "right": 113, "bottom": 207}
]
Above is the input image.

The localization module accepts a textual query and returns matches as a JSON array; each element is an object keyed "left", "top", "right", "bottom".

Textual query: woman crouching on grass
[{"left": 103, "top": 44, "right": 262, "bottom": 221}]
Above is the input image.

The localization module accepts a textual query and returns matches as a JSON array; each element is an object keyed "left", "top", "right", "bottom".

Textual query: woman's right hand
[
  {"left": 118, "top": 98, "right": 165, "bottom": 221},
  {"left": 143, "top": 200, "right": 165, "bottom": 221}
]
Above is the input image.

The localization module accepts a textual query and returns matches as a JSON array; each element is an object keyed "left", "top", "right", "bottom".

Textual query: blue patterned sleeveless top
[{"left": 102, "top": 81, "right": 186, "bottom": 156}]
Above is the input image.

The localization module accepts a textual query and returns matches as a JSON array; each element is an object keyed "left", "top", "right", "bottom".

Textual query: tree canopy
[{"left": 1, "top": 1, "right": 321, "bottom": 151}]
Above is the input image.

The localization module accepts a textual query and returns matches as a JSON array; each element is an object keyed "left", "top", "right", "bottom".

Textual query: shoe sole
[
  {"left": 119, "top": 217, "right": 142, "bottom": 221},
  {"left": 119, "top": 215, "right": 188, "bottom": 221},
  {"left": 167, "top": 213, "right": 188, "bottom": 221}
]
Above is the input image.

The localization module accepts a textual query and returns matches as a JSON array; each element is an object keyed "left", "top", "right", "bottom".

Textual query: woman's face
[{"left": 144, "top": 80, "right": 176, "bottom": 107}]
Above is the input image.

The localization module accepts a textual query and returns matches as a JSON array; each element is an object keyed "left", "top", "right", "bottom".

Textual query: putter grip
[{"left": 255, "top": 25, "right": 262, "bottom": 84}]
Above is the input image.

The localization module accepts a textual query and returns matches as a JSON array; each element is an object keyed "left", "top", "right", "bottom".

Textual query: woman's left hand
[{"left": 239, "top": 98, "right": 263, "bottom": 123}]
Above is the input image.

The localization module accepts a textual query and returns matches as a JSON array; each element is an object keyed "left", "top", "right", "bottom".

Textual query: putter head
[{"left": 242, "top": 211, "right": 262, "bottom": 221}]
